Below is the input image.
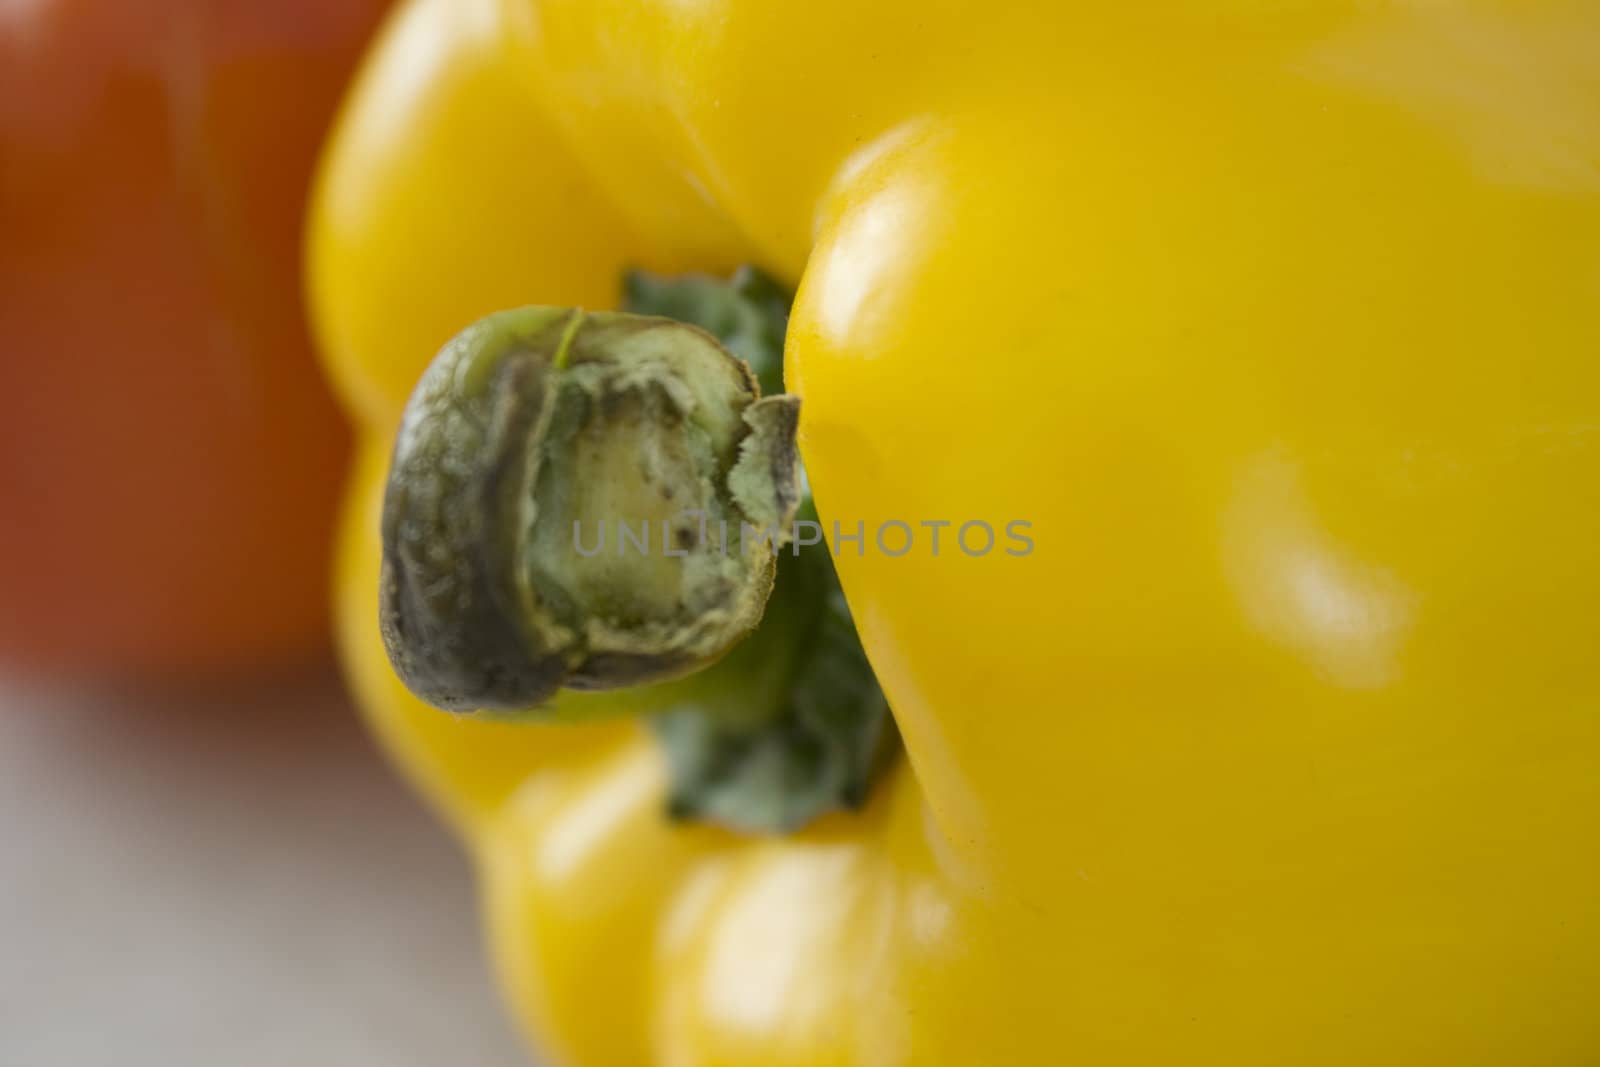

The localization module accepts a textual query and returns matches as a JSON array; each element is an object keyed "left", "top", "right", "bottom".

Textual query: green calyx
[
  {"left": 623, "top": 268, "right": 895, "bottom": 833},
  {"left": 379, "top": 266, "right": 895, "bottom": 834}
]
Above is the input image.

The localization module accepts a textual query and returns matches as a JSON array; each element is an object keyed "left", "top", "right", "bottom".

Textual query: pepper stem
[{"left": 378, "top": 267, "right": 895, "bottom": 833}]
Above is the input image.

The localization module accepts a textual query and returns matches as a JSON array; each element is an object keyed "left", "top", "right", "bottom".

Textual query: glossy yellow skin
[{"left": 310, "top": 1, "right": 1600, "bottom": 1063}]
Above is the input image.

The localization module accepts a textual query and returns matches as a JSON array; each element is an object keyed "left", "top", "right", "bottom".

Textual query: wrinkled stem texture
[{"left": 379, "top": 268, "right": 894, "bottom": 832}]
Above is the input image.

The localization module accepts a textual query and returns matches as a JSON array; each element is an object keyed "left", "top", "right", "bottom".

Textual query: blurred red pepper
[{"left": 0, "top": 0, "right": 388, "bottom": 676}]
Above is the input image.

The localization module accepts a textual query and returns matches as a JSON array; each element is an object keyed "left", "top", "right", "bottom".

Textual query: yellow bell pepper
[{"left": 308, "top": 0, "right": 1600, "bottom": 1063}]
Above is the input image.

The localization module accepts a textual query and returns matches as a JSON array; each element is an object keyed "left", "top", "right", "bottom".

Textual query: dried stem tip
[{"left": 379, "top": 307, "right": 801, "bottom": 712}]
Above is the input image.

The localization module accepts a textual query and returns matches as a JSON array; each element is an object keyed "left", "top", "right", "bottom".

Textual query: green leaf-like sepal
[{"left": 624, "top": 269, "right": 898, "bottom": 833}]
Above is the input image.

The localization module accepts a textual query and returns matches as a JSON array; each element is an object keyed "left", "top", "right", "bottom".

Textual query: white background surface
[{"left": 0, "top": 667, "right": 530, "bottom": 1066}]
